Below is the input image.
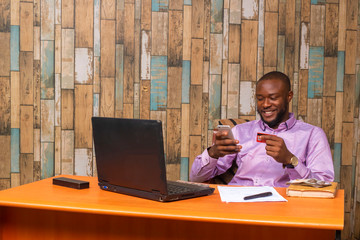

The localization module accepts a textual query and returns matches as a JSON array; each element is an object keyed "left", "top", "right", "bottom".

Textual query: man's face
[{"left": 256, "top": 78, "right": 293, "bottom": 129}]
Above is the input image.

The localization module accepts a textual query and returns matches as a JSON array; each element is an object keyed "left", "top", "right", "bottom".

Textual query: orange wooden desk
[{"left": 0, "top": 175, "right": 343, "bottom": 240}]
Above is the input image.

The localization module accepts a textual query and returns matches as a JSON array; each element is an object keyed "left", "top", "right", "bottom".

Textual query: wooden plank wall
[{"left": 0, "top": 0, "right": 359, "bottom": 238}]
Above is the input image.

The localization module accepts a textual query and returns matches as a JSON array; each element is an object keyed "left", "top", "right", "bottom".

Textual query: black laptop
[{"left": 92, "top": 117, "right": 215, "bottom": 202}]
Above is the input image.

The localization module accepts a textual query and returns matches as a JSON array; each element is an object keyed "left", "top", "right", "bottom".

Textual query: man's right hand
[{"left": 208, "top": 130, "right": 242, "bottom": 159}]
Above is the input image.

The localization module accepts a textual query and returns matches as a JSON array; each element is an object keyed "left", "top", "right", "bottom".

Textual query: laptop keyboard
[{"left": 167, "top": 182, "right": 195, "bottom": 195}]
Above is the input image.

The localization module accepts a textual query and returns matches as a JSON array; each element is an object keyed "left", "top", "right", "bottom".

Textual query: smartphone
[{"left": 216, "top": 125, "right": 234, "bottom": 139}]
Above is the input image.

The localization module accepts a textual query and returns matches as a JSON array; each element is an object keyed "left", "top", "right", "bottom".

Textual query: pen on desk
[{"left": 243, "top": 191, "right": 273, "bottom": 200}]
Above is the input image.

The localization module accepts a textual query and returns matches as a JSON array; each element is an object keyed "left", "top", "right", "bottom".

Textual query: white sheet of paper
[{"left": 217, "top": 186, "right": 287, "bottom": 203}]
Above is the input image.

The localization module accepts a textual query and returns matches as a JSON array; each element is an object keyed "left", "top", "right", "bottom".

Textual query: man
[{"left": 190, "top": 71, "right": 334, "bottom": 187}]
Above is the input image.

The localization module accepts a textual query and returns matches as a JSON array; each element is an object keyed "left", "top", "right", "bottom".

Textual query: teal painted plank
[
  {"left": 152, "top": 0, "right": 169, "bottom": 12},
  {"left": 41, "top": 41, "right": 55, "bottom": 99},
  {"left": 150, "top": 56, "right": 167, "bottom": 110},
  {"left": 11, "top": 128, "right": 20, "bottom": 173},
  {"left": 184, "top": 0, "right": 191, "bottom": 5},
  {"left": 308, "top": 47, "right": 324, "bottom": 99},
  {"left": 93, "top": 93, "right": 99, "bottom": 117},
  {"left": 41, "top": 142, "right": 54, "bottom": 179},
  {"left": 10, "top": 25, "right": 19, "bottom": 71},
  {"left": 311, "top": 0, "right": 325, "bottom": 4},
  {"left": 258, "top": 0, "right": 264, "bottom": 47},
  {"left": 94, "top": 0, "right": 100, "bottom": 57},
  {"left": 180, "top": 157, "right": 189, "bottom": 181},
  {"left": 210, "top": 0, "right": 223, "bottom": 34},
  {"left": 336, "top": 51, "right": 344, "bottom": 92},
  {"left": 182, "top": 60, "right": 190, "bottom": 103},
  {"left": 115, "top": 44, "right": 124, "bottom": 112},
  {"left": 333, "top": 143, "right": 341, "bottom": 182},
  {"left": 208, "top": 75, "right": 221, "bottom": 126}
]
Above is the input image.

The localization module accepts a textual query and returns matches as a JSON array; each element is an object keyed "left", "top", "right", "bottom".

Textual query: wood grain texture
[
  {"left": 210, "top": 34, "right": 222, "bottom": 74},
  {"left": 101, "top": 0, "right": 116, "bottom": 20},
  {"left": 344, "top": 30, "right": 357, "bottom": 75},
  {"left": 343, "top": 74, "right": 355, "bottom": 122},
  {"left": 309, "top": 5, "right": 325, "bottom": 47},
  {"left": 166, "top": 109, "right": 181, "bottom": 165},
  {"left": 227, "top": 63, "right": 239, "bottom": 118},
  {"left": 61, "top": 29, "right": 74, "bottom": 89},
  {"left": 167, "top": 67, "right": 182, "bottom": 108},
  {"left": 0, "top": 32, "right": 10, "bottom": 76},
  {"left": 265, "top": 0, "right": 278, "bottom": 12},
  {"left": 33, "top": 60, "right": 41, "bottom": 128},
  {"left": 183, "top": 5, "right": 192, "bottom": 61},
  {"left": 20, "top": 106, "right": 34, "bottom": 154},
  {"left": 190, "top": 85, "right": 202, "bottom": 135},
  {"left": 11, "top": 72, "right": 20, "bottom": 128},
  {"left": 228, "top": 24, "right": 240, "bottom": 63},
  {"left": 20, "top": 154, "right": 33, "bottom": 185},
  {"left": 192, "top": 0, "right": 204, "bottom": 38},
  {"left": 75, "top": 0, "right": 94, "bottom": 48},
  {"left": 62, "top": 0, "right": 74, "bottom": 28},
  {"left": 151, "top": 12, "right": 168, "bottom": 56},
  {"left": 20, "top": 2, "right": 33, "bottom": 51},
  {"left": 100, "top": 77, "right": 115, "bottom": 117},
  {"left": 181, "top": 103, "right": 190, "bottom": 158},
  {"left": 75, "top": 148, "right": 93, "bottom": 176},
  {"left": 41, "top": 0, "right": 54, "bottom": 40},
  {"left": 191, "top": 39, "right": 204, "bottom": 85},
  {"left": 229, "top": 0, "right": 241, "bottom": 24},
  {"left": 264, "top": 12, "right": 278, "bottom": 67},
  {"left": 334, "top": 92, "right": 343, "bottom": 143},
  {"left": 189, "top": 135, "right": 202, "bottom": 174},
  {"left": 75, "top": 85, "right": 93, "bottom": 148},
  {"left": 100, "top": 20, "right": 116, "bottom": 77},
  {"left": 321, "top": 96, "right": 335, "bottom": 148},
  {"left": 140, "top": 80, "right": 151, "bottom": 119},
  {"left": 0, "top": 135, "right": 10, "bottom": 178},
  {"left": 40, "top": 100, "right": 55, "bottom": 143},
  {"left": 0, "top": 77, "right": 10, "bottom": 135},
  {"left": 61, "top": 130, "right": 74, "bottom": 175},
  {"left": 325, "top": 3, "right": 338, "bottom": 57},
  {"left": 141, "top": 0, "right": 151, "bottom": 30},
  {"left": 323, "top": 57, "right": 337, "bottom": 97},
  {"left": 124, "top": 3, "right": 135, "bottom": 56},
  {"left": 241, "top": 20, "right": 258, "bottom": 81},
  {"left": 61, "top": 89, "right": 74, "bottom": 130},
  {"left": 168, "top": 10, "right": 183, "bottom": 67},
  {"left": 19, "top": 52, "right": 33, "bottom": 105}
]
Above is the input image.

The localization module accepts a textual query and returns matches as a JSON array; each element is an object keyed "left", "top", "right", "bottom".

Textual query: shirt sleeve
[
  {"left": 286, "top": 127, "right": 334, "bottom": 182},
  {"left": 189, "top": 148, "right": 237, "bottom": 183}
]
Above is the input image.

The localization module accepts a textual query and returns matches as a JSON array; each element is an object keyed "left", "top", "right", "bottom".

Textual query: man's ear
[{"left": 287, "top": 91, "right": 293, "bottom": 102}]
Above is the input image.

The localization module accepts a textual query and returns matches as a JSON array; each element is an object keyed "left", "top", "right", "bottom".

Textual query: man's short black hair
[{"left": 257, "top": 71, "right": 291, "bottom": 92}]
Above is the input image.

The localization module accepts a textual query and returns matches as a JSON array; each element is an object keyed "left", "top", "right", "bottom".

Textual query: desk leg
[{"left": 0, "top": 206, "right": 336, "bottom": 240}]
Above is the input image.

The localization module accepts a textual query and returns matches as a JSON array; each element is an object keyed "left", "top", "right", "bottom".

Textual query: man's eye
[{"left": 257, "top": 97, "right": 263, "bottom": 101}]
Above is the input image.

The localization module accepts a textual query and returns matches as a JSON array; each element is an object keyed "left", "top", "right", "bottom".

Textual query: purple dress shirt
[{"left": 190, "top": 113, "right": 334, "bottom": 187}]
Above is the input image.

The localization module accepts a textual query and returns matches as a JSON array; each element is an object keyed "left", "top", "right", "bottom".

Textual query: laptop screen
[{"left": 92, "top": 117, "right": 168, "bottom": 194}]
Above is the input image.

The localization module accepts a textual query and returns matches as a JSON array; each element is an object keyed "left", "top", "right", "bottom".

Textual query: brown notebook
[{"left": 286, "top": 182, "right": 338, "bottom": 198}]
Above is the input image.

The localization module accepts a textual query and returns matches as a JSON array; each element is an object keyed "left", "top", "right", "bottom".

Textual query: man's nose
[{"left": 263, "top": 98, "right": 271, "bottom": 108}]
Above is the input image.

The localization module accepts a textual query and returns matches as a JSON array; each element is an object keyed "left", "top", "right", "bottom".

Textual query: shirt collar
[{"left": 259, "top": 113, "right": 296, "bottom": 132}]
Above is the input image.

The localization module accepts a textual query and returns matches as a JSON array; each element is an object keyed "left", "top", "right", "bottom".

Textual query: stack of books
[{"left": 286, "top": 179, "right": 338, "bottom": 198}]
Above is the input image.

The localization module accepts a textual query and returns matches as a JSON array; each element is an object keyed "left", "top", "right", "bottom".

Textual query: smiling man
[{"left": 190, "top": 71, "right": 334, "bottom": 187}]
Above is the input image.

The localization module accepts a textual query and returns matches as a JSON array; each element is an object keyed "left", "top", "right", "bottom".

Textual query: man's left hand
[{"left": 259, "top": 134, "right": 293, "bottom": 165}]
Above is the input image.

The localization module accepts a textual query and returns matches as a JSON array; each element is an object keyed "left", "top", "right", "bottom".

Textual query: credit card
[{"left": 256, "top": 132, "right": 275, "bottom": 143}]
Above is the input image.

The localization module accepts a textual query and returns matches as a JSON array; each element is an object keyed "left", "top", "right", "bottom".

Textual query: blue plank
[
  {"left": 180, "top": 157, "right": 189, "bottom": 181},
  {"left": 184, "top": 0, "right": 191, "bottom": 5},
  {"left": 41, "top": 142, "right": 54, "bottom": 179},
  {"left": 150, "top": 56, "right": 168, "bottom": 111},
  {"left": 94, "top": 0, "right": 100, "bottom": 57},
  {"left": 11, "top": 128, "right": 20, "bottom": 173},
  {"left": 152, "top": 0, "right": 169, "bottom": 12},
  {"left": 333, "top": 143, "right": 341, "bottom": 182},
  {"left": 182, "top": 60, "right": 190, "bottom": 103},
  {"left": 336, "top": 51, "right": 344, "bottom": 92},
  {"left": 311, "top": 0, "right": 325, "bottom": 4},
  {"left": 208, "top": 75, "right": 221, "bottom": 127},
  {"left": 210, "top": 0, "right": 223, "bottom": 34},
  {"left": 115, "top": 45, "right": 124, "bottom": 112},
  {"left": 93, "top": 93, "right": 99, "bottom": 117},
  {"left": 308, "top": 47, "right": 324, "bottom": 99},
  {"left": 41, "top": 41, "right": 55, "bottom": 99},
  {"left": 10, "top": 25, "right": 19, "bottom": 71}
]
